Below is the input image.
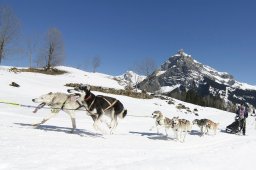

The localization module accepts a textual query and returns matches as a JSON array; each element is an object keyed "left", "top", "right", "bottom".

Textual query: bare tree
[
  {"left": 92, "top": 56, "right": 101, "bottom": 73},
  {"left": 0, "top": 6, "right": 20, "bottom": 64},
  {"left": 136, "top": 57, "right": 157, "bottom": 76},
  {"left": 39, "top": 28, "right": 65, "bottom": 70},
  {"left": 25, "top": 35, "right": 39, "bottom": 68}
]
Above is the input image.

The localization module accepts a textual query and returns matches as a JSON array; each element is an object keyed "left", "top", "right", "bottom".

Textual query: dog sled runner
[{"left": 225, "top": 117, "right": 241, "bottom": 134}]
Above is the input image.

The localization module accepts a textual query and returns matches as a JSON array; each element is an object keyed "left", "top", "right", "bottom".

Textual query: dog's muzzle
[{"left": 171, "top": 122, "right": 178, "bottom": 128}]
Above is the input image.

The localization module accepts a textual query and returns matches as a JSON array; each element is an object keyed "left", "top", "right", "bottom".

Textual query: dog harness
[
  {"left": 101, "top": 97, "right": 118, "bottom": 112},
  {"left": 59, "top": 94, "right": 84, "bottom": 111},
  {"left": 83, "top": 94, "right": 118, "bottom": 114}
]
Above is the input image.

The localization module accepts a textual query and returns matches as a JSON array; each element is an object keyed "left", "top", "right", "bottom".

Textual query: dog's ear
[
  {"left": 86, "top": 85, "right": 91, "bottom": 91},
  {"left": 79, "top": 83, "right": 84, "bottom": 89},
  {"left": 79, "top": 84, "right": 87, "bottom": 91}
]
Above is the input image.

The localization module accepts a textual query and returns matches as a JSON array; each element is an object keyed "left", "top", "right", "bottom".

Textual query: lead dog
[
  {"left": 150, "top": 110, "right": 173, "bottom": 136},
  {"left": 32, "top": 92, "right": 84, "bottom": 133},
  {"left": 68, "top": 85, "right": 127, "bottom": 134},
  {"left": 171, "top": 116, "right": 191, "bottom": 142}
]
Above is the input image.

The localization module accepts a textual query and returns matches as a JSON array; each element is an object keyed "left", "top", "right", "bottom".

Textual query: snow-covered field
[{"left": 1, "top": 66, "right": 256, "bottom": 170}]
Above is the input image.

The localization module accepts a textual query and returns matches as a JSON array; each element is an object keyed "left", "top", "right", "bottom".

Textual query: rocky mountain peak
[
  {"left": 115, "top": 71, "right": 146, "bottom": 87},
  {"left": 161, "top": 49, "right": 201, "bottom": 73},
  {"left": 138, "top": 50, "right": 256, "bottom": 109}
]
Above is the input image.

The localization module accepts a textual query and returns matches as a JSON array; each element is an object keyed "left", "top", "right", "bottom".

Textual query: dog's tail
[{"left": 119, "top": 109, "right": 127, "bottom": 118}]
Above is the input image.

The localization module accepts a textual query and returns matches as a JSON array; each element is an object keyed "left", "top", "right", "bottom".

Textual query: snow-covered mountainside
[
  {"left": 114, "top": 70, "right": 146, "bottom": 87},
  {"left": 1, "top": 65, "right": 256, "bottom": 170},
  {"left": 138, "top": 50, "right": 256, "bottom": 108}
]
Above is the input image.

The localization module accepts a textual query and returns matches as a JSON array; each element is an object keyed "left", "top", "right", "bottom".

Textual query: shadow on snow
[
  {"left": 129, "top": 131, "right": 175, "bottom": 141},
  {"left": 189, "top": 130, "right": 203, "bottom": 136},
  {"left": 14, "top": 123, "right": 104, "bottom": 138},
  {"left": 129, "top": 130, "right": 204, "bottom": 140}
]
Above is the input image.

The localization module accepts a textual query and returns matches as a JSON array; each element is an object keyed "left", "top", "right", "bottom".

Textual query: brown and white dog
[
  {"left": 206, "top": 119, "right": 219, "bottom": 135},
  {"left": 150, "top": 111, "right": 173, "bottom": 136},
  {"left": 171, "top": 116, "right": 191, "bottom": 142},
  {"left": 192, "top": 119, "right": 219, "bottom": 136}
]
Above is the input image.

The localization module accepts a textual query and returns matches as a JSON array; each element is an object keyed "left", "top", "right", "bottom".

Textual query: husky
[
  {"left": 149, "top": 110, "right": 173, "bottom": 136},
  {"left": 32, "top": 92, "right": 84, "bottom": 133},
  {"left": 192, "top": 118, "right": 218, "bottom": 136},
  {"left": 171, "top": 116, "right": 191, "bottom": 142},
  {"left": 67, "top": 84, "right": 127, "bottom": 134},
  {"left": 192, "top": 119, "right": 208, "bottom": 136},
  {"left": 206, "top": 120, "right": 219, "bottom": 135}
]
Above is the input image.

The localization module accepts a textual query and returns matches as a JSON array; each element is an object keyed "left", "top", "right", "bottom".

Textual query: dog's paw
[{"left": 70, "top": 130, "right": 75, "bottom": 134}]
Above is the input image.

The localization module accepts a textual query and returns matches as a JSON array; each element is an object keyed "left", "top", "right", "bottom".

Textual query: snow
[
  {"left": 158, "top": 85, "right": 180, "bottom": 93},
  {"left": 202, "top": 63, "right": 256, "bottom": 90},
  {"left": 115, "top": 71, "right": 146, "bottom": 86},
  {"left": 1, "top": 66, "right": 256, "bottom": 170},
  {"left": 155, "top": 70, "right": 166, "bottom": 77},
  {"left": 201, "top": 65, "right": 232, "bottom": 85},
  {"left": 232, "top": 80, "right": 256, "bottom": 91}
]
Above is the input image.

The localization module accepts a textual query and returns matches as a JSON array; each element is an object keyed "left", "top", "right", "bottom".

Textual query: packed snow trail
[{"left": 1, "top": 66, "right": 256, "bottom": 170}]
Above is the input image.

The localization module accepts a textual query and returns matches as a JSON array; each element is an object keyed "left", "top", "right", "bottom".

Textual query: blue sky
[{"left": 1, "top": 0, "right": 256, "bottom": 85}]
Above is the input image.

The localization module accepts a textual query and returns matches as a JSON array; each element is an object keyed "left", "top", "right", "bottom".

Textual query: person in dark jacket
[{"left": 236, "top": 104, "right": 248, "bottom": 135}]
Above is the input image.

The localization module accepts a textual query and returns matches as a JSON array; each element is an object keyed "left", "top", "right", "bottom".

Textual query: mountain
[
  {"left": 114, "top": 71, "right": 146, "bottom": 87},
  {"left": 138, "top": 50, "right": 256, "bottom": 110}
]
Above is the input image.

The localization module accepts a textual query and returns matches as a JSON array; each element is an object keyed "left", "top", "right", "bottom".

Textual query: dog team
[
  {"left": 32, "top": 84, "right": 127, "bottom": 134},
  {"left": 150, "top": 110, "right": 219, "bottom": 142},
  {"left": 31, "top": 84, "right": 219, "bottom": 142}
]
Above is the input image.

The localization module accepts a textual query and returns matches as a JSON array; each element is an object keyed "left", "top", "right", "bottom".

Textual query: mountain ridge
[{"left": 138, "top": 50, "right": 256, "bottom": 109}]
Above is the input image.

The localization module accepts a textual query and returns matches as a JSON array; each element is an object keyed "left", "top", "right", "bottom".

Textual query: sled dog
[
  {"left": 192, "top": 118, "right": 218, "bottom": 136},
  {"left": 150, "top": 110, "right": 173, "bottom": 136},
  {"left": 171, "top": 116, "right": 191, "bottom": 142},
  {"left": 206, "top": 120, "right": 219, "bottom": 135},
  {"left": 68, "top": 85, "right": 127, "bottom": 134},
  {"left": 32, "top": 92, "right": 84, "bottom": 132}
]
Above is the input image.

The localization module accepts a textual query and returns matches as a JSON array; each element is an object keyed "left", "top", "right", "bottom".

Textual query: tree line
[{"left": 169, "top": 89, "right": 226, "bottom": 111}]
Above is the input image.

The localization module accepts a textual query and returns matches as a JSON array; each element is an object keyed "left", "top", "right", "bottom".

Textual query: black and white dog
[{"left": 68, "top": 85, "right": 127, "bottom": 134}]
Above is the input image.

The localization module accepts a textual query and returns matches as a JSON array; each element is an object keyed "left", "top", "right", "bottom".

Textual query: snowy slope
[{"left": 1, "top": 66, "right": 256, "bottom": 170}]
